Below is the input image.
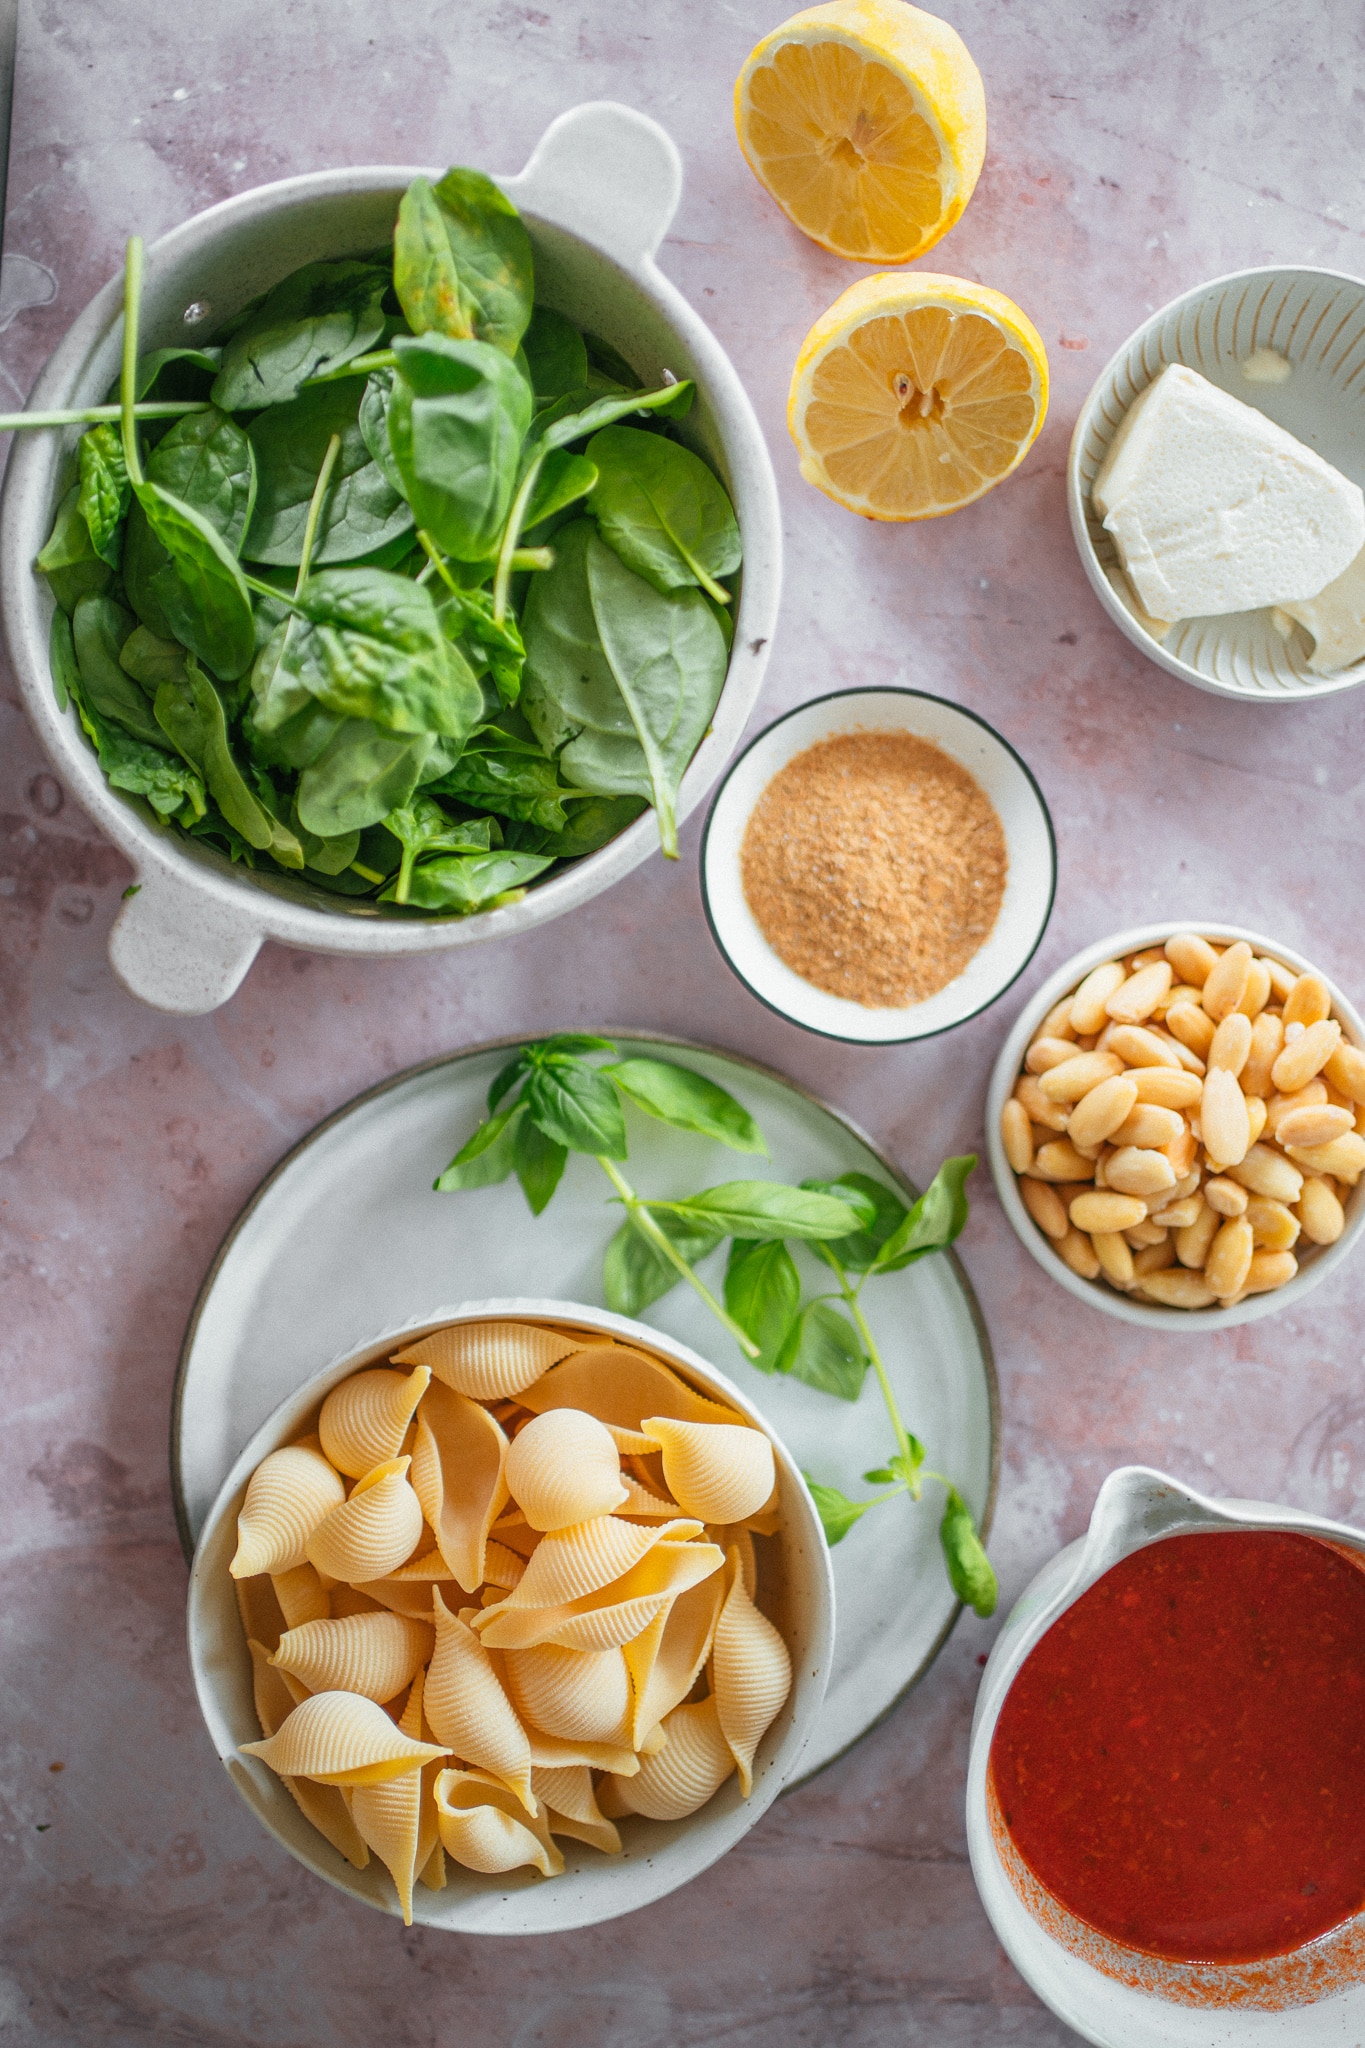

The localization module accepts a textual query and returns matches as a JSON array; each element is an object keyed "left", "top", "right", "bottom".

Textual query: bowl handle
[
  {"left": 109, "top": 873, "right": 262, "bottom": 1014},
  {"left": 504, "top": 101, "right": 683, "bottom": 272}
]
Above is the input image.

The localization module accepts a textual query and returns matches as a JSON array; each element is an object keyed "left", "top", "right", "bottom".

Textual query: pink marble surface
[{"left": 3, "top": 1, "right": 1365, "bottom": 2040}]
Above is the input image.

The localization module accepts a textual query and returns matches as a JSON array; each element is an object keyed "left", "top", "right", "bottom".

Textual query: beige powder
[{"left": 740, "top": 729, "right": 1008, "bottom": 1008}]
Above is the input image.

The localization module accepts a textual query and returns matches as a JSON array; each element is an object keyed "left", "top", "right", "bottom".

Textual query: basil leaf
[
  {"left": 604, "top": 1057, "right": 766, "bottom": 1154},
  {"left": 245, "top": 377, "right": 413, "bottom": 567},
  {"left": 392, "top": 848, "right": 552, "bottom": 912},
  {"left": 531, "top": 379, "right": 694, "bottom": 455},
  {"left": 587, "top": 425, "right": 741, "bottom": 598},
  {"left": 72, "top": 593, "right": 162, "bottom": 745},
  {"left": 134, "top": 482, "right": 256, "bottom": 681},
  {"left": 296, "top": 721, "right": 434, "bottom": 837},
  {"left": 513, "top": 1111, "right": 568, "bottom": 1215},
  {"left": 387, "top": 333, "right": 532, "bottom": 561},
  {"left": 804, "top": 1172, "right": 904, "bottom": 1274},
  {"left": 724, "top": 1238, "right": 800, "bottom": 1374},
  {"left": 537, "top": 1034, "right": 619, "bottom": 1056},
  {"left": 603, "top": 1208, "right": 725, "bottom": 1317},
  {"left": 521, "top": 307, "right": 588, "bottom": 399},
  {"left": 777, "top": 1301, "right": 867, "bottom": 1401},
  {"left": 940, "top": 1488, "right": 998, "bottom": 1618},
  {"left": 525, "top": 1057, "right": 628, "bottom": 1158},
  {"left": 803, "top": 1476, "right": 875, "bottom": 1547},
  {"left": 434, "top": 1098, "right": 526, "bottom": 1192},
  {"left": 394, "top": 170, "right": 533, "bottom": 355},
  {"left": 658, "top": 1180, "right": 865, "bottom": 1243},
  {"left": 77, "top": 424, "right": 130, "bottom": 567},
  {"left": 155, "top": 658, "right": 304, "bottom": 864},
  {"left": 35, "top": 486, "right": 113, "bottom": 614},
  {"left": 283, "top": 568, "right": 485, "bottom": 738},
  {"left": 870, "top": 1155, "right": 976, "bottom": 1274},
  {"left": 487, "top": 1052, "right": 531, "bottom": 1114},
  {"left": 212, "top": 260, "right": 390, "bottom": 410},
  {"left": 147, "top": 407, "right": 257, "bottom": 555}
]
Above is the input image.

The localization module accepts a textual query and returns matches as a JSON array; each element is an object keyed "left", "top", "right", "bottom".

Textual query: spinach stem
[
  {"left": 595, "top": 1155, "right": 760, "bottom": 1358},
  {"left": 672, "top": 535, "right": 731, "bottom": 607},
  {"left": 417, "top": 529, "right": 463, "bottom": 597},
  {"left": 512, "top": 546, "right": 554, "bottom": 571},
  {"left": 119, "top": 237, "right": 145, "bottom": 488},
  {"left": 350, "top": 861, "right": 385, "bottom": 883},
  {"left": 492, "top": 455, "right": 544, "bottom": 626},
  {"left": 294, "top": 433, "right": 343, "bottom": 596},
  {"left": 302, "top": 349, "right": 398, "bottom": 388},
  {"left": 0, "top": 400, "right": 209, "bottom": 431}
]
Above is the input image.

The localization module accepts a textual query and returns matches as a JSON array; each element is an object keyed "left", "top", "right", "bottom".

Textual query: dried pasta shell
[
  {"left": 503, "top": 1516, "right": 703, "bottom": 1610},
  {"left": 489, "top": 1511, "right": 541, "bottom": 1559},
  {"left": 433, "top": 1768, "right": 564, "bottom": 1877},
  {"left": 525, "top": 1729, "right": 640, "bottom": 1776},
  {"left": 505, "top": 1409, "right": 628, "bottom": 1532},
  {"left": 363, "top": 1576, "right": 451, "bottom": 1621},
  {"left": 410, "top": 1381, "right": 508, "bottom": 1593},
  {"left": 705, "top": 1525, "right": 757, "bottom": 1599},
  {"left": 349, "top": 1670, "right": 441, "bottom": 1925},
  {"left": 241, "top": 1689, "right": 448, "bottom": 1787},
  {"left": 231, "top": 1444, "right": 345, "bottom": 1578},
  {"left": 305, "top": 1457, "right": 424, "bottom": 1584},
  {"left": 477, "top": 1539, "right": 724, "bottom": 1652},
  {"left": 236, "top": 1574, "right": 287, "bottom": 1657},
  {"left": 503, "top": 1645, "right": 632, "bottom": 1745},
  {"left": 482, "top": 1540, "right": 526, "bottom": 1590},
  {"left": 615, "top": 1476, "right": 680, "bottom": 1520},
  {"left": 625, "top": 1572, "right": 726, "bottom": 1749},
  {"left": 709, "top": 1548, "right": 792, "bottom": 1796},
  {"left": 271, "top": 1612, "right": 433, "bottom": 1703},
  {"left": 246, "top": 1641, "right": 370, "bottom": 1870},
  {"left": 532, "top": 1765, "right": 622, "bottom": 1856},
  {"left": 419, "top": 1838, "right": 446, "bottom": 1892},
  {"left": 424, "top": 1592, "right": 536, "bottom": 1814},
  {"left": 521, "top": 1346, "right": 742, "bottom": 1432},
  {"left": 319, "top": 1366, "right": 430, "bottom": 1479},
  {"left": 605, "top": 1425, "right": 658, "bottom": 1456},
  {"left": 329, "top": 1584, "right": 386, "bottom": 1619},
  {"left": 271, "top": 1563, "right": 330, "bottom": 1631},
  {"left": 609, "top": 1697, "right": 736, "bottom": 1820},
  {"left": 392, "top": 1320, "right": 579, "bottom": 1401},
  {"left": 641, "top": 1418, "right": 774, "bottom": 1525}
]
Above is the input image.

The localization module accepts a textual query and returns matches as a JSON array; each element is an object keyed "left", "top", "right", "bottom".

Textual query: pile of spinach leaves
[{"left": 30, "top": 169, "right": 742, "bottom": 915}]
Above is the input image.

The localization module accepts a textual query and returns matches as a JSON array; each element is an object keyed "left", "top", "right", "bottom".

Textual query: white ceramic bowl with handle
[
  {"left": 1068, "top": 265, "right": 1365, "bottom": 702},
  {"left": 187, "top": 1296, "right": 834, "bottom": 1935},
  {"left": 986, "top": 922, "right": 1365, "bottom": 1330},
  {"left": 0, "top": 103, "right": 782, "bottom": 1014},
  {"left": 967, "top": 1465, "right": 1365, "bottom": 2044}
]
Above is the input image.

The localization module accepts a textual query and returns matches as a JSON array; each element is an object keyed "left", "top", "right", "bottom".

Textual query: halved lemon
[
  {"left": 735, "top": 0, "right": 986, "bottom": 264},
  {"left": 788, "top": 272, "right": 1049, "bottom": 521}
]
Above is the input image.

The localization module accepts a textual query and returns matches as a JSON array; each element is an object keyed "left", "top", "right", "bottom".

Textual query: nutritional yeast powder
[{"left": 740, "top": 730, "right": 1008, "bottom": 1008}]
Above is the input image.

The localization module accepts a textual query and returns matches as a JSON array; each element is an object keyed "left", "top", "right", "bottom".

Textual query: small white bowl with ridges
[
  {"left": 700, "top": 688, "right": 1056, "bottom": 1045},
  {"left": 986, "top": 923, "right": 1365, "bottom": 1330},
  {"left": 1068, "top": 267, "right": 1365, "bottom": 701}
]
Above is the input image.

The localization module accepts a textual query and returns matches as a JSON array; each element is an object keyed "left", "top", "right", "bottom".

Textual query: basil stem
[{"left": 595, "top": 1155, "right": 760, "bottom": 1358}]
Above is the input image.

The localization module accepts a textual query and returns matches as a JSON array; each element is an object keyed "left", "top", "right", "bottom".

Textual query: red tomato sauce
[{"left": 989, "top": 1531, "right": 1365, "bottom": 1964}]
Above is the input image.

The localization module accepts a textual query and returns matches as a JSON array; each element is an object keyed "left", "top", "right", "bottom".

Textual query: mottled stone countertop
[{"left": 3, "top": 2, "right": 1365, "bottom": 2042}]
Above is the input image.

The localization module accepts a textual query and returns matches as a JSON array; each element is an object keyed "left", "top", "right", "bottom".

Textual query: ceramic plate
[{"left": 173, "top": 1035, "right": 998, "bottom": 1780}]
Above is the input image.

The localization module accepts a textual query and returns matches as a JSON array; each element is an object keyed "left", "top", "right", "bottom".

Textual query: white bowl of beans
[{"left": 986, "top": 924, "right": 1365, "bottom": 1328}]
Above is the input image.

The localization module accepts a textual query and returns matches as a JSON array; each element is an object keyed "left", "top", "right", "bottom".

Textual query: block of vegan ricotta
[
  {"left": 1278, "top": 542, "right": 1365, "bottom": 674},
  {"left": 1092, "top": 364, "right": 1365, "bottom": 622}
]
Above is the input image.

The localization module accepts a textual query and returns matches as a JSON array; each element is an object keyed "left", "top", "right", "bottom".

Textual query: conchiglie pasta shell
[
  {"left": 505, "top": 1516, "right": 702, "bottom": 1610},
  {"left": 348, "top": 1670, "right": 440, "bottom": 1925},
  {"left": 746, "top": 1489, "right": 782, "bottom": 1537},
  {"left": 271, "top": 1612, "right": 433, "bottom": 1703},
  {"left": 488, "top": 1513, "right": 541, "bottom": 1559},
  {"left": 393, "top": 1320, "right": 579, "bottom": 1401},
  {"left": 362, "top": 1575, "right": 453, "bottom": 1621},
  {"left": 532, "top": 1765, "right": 622, "bottom": 1856},
  {"left": 328, "top": 1584, "right": 385, "bottom": 1618},
  {"left": 625, "top": 1570, "right": 726, "bottom": 1749},
  {"left": 525, "top": 1729, "right": 640, "bottom": 1776},
  {"left": 605, "top": 1425, "right": 658, "bottom": 1456},
  {"left": 705, "top": 1525, "right": 757, "bottom": 1599},
  {"left": 271, "top": 1562, "right": 330, "bottom": 1630},
  {"left": 641, "top": 1418, "right": 774, "bottom": 1525},
  {"left": 482, "top": 1540, "right": 526, "bottom": 1590},
  {"left": 241, "top": 1689, "right": 448, "bottom": 1787},
  {"left": 609, "top": 1697, "right": 735, "bottom": 1820},
  {"left": 246, "top": 1642, "right": 370, "bottom": 1870},
  {"left": 409, "top": 1380, "right": 508, "bottom": 1593},
  {"left": 236, "top": 1574, "right": 287, "bottom": 1656},
  {"left": 319, "top": 1366, "right": 430, "bottom": 1479},
  {"left": 503, "top": 1645, "right": 632, "bottom": 1745},
  {"left": 521, "top": 1346, "right": 742, "bottom": 1432},
  {"left": 424, "top": 1593, "right": 535, "bottom": 1814},
  {"left": 305, "top": 1458, "right": 424, "bottom": 1584},
  {"left": 419, "top": 1839, "right": 446, "bottom": 1892},
  {"left": 505, "top": 1409, "right": 627, "bottom": 1531},
  {"left": 433, "top": 1768, "right": 563, "bottom": 1877},
  {"left": 615, "top": 1476, "right": 680, "bottom": 1519},
  {"left": 231, "top": 1444, "right": 346, "bottom": 1578},
  {"left": 709, "top": 1549, "right": 793, "bottom": 1796},
  {"left": 476, "top": 1539, "right": 723, "bottom": 1652}
]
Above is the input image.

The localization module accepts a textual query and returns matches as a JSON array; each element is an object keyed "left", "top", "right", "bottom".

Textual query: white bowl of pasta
[{"left": 187, "top": 1298, "right": 834, "bottom": 1933}]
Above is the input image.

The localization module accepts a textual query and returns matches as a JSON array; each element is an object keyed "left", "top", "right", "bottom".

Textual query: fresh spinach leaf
[
  {"left": 61, "top": 616, "right": 205, "bottom": 823},
  {"left": 869, "top": 1155, "right": 976, "bottom": 1273},
  {"left": 777, "top": 1300, "right": 867, "bottom": 1401},
  {"left": 521, "top": 307, "right": 588, "bottom": 399},
  {"left": 541, "top": 793, "right": 645, "bottom": 856},
  {"left": 940, "top": 1488, "right": 998, "bottom": 1617},
  {"left": 72, "top": 592, "right": 163, "bottom": 745},
  {"left": 804, "top": 1476, "right": 876, "bottom": 1546},
  {"left": 245, "top": 377, "right": 413, "bottom": 566},
  {"left": 49, "top": 603, "right": 79, "bottom": 710},
  {"left": 380, "top": 796, "right": 493, "bottom": 903},
  {"left": 531, "top": 379, "right": 694, "bottom": 455},
  {"left": 119, "top": 498, "right": 177, "bottom": 638},
  {"left": 392, "top": 848, "right": 552, "bottom": 912},
  {"left": 134, "top": 482, "right": 256, "bottom": 680},
  {"left": 77, "top": 425, "right": 130, "bottom": 567},
  {"left": 583, "top": 330, "right": 642, "bottom": 391},
  {"left": 426, "top": 727, "right": 569, "bottom": 826},
  {"left": 295, "top": 719, "right": 434, "bottom": 837},
  {"left": 35, "top": 486, "right": 113, "bottom": 614},
  {"left": 147, "top": 407, "right": 257, "bottom": 554},
  {"left": 724, "top": 1238, "right": 800, "bottom": 1374},
  {"left": 522, "top": 448, "right": 597, "bottom": 531},
  {"left": 513, "top": 1112, "right": 568, "bottom": 1214},
  {"left": 587, "top": 425, "right": 741, "bottom": 602},
  {"left": 155, "top": 657, "right": 304, "bottom": 863},
  {"left": 118, "top": 625, "right": 188, "bottom": 692},
  {"left": 393, "top": 169, "right": 533, "bottom": 355},
  {"left": 387, "top": 333, "right": 532, "bottom": 560},
  {"left": 435, "top": 585, "right": 526, "bottom": 706},
  {"left": 603, "top": 1207, "right": 725, "bottom": 1317},
  {"left": 434, "top": 1097, "right": 527, "bottom": 1191},
  {"left": 212, "top": 260, "right": 390, "bottom": 410},
  {"left": 282, "top": 567, "right": 484, "bottom": 737},
  {"left": 656, "top": 1180, "right": 866, "bottom": 1242},
  {"left": 604, "top": 1057, "right": 766, "bottom": 1153},
  {"left": 525, "top": 1055, "right": 628, "bottom": 1158}
]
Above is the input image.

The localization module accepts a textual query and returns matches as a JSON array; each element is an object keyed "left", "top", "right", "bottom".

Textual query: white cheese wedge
[
  {"left": 1092, "top": 364, "right": 1365, "bottom": 622},
  {"left": 1279, "top": 542, "right": 1365, "bottom": 673}
]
